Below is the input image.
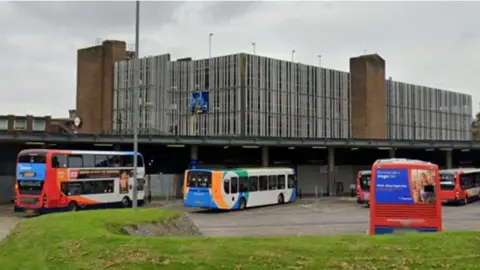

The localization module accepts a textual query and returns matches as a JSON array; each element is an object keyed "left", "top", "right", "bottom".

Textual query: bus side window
[
  {"left": 60, "top": 182, "right": 68, "bottom": 194},
  {"left": 259, "top": 176, "right": 268, "bottom": 191},
  {"left": 95, "top": 155, "right": 108, "bottom": 167},
  {"left": 248, "top": 176, "right": 259, "bottom": 192},
  {"left": 223, "top": 179, "right": 230, "bottom": 194},
  {"left": 52, "top": 154, "right": 67, "bottom": 168},
  {"left": 461, "top": 174, "right": 473, "bottom": 190},
  {"left": 108, "top": 155, "right": 121, "bottom": 167},
  {"left": 277, "top": 175, "right": 286, "bottom": 189},
  {"left": 122, "top": 155, "right": 144, "bottom": 167},
  {"left": 83, "top": 154, "right": 95, "bottom": 168},
  {"left": 239, "top": 177, "right": 248, "bottom": 192},
  {"left": 288, "top": 174, "right": 297, "bottom": 189},
  {"left": 268, "top": 175, "right": 277, "bottom": 190},
  {"left": 473, "top": 172, "right": 480, "bottom": 188},
  {"left": 67, "top": 155, "right": 83, "bottom": 168},
  {"left": 231, "top": 177, "right": 238, "bottom": 194}
]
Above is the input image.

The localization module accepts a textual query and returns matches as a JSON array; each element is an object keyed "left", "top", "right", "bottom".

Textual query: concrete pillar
[
  {"left": 445, "top": 150, "right": 453, "bottom": 169},
  {"left": 190, "top": 145, "right": 198, "bottom": 169},
  {"left": 261, "top": 146, "right": 269, "bottom": 167},
  {"left": 389, "top": 148, "right": 395, "bottom": 158},
  {"left": 327, "top": 147, "right": 335, "bottom": 196}
]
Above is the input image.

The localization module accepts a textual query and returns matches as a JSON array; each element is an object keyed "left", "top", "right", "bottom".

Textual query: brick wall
[
  {"left": 76, "top": 40, "right": 128, "bottom": 134},
  {"left": 350, "top": 54, "right": 387, "bottom": 139}
]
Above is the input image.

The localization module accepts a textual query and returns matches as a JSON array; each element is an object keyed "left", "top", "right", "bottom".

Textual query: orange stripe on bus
[{"left": 211, "top": 171, "right": 229, "bottom": 209}]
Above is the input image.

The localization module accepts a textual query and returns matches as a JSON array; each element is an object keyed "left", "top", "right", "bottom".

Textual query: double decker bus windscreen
[
  {"left": 440, "top": 174, "right": 456, "bottom": 190},
  {"left": 360, "top": 175, "right": 371, "bottom": 191}
]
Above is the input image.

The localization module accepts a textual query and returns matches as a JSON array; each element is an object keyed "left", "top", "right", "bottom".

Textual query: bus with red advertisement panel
[
  {"left": 14, "top": 149, "right": 146, "bottom": 214},
  {"left": 369, "top": 158, "right": 442, "bottom": 235},
  {"left": 439, "top": 168, "right": 480, "bottom": 205},
  {"left": 356, "top": 170, "right": 371, "bottom": 206}
]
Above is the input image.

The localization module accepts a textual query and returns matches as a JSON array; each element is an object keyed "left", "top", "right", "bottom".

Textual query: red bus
[
  {"left": 14, "top": 149, "right": 146, "bottom": 214},
  {"left": 356, "top": 170, "right": 371, "bottom": 206},
  {"left": 439, "top": 168, "right": 480, "bottom": 205},
  {"left": 369, "top": 158, "right": 442, "bottom": 235}
]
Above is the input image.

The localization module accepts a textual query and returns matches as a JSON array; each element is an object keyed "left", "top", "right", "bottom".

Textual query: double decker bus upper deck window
[
  {"left": 18, "top": 152, "right": 46, "bottom": 163},
  {"left": 187, "top": 171, "right": 212, "bottom": 188},
  {"left": 59, "top": 154, "right": 145, "bottom": 168}
]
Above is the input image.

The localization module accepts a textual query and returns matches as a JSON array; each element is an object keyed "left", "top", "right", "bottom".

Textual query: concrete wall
[
  {"left": 0, "top": 176, "right": 14, "bottom": 204},
  {"left": 296, "top": 165, "right": 370, "bottom": 197}
]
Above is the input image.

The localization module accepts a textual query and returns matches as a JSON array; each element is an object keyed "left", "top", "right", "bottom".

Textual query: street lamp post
[
  {"left": 317, "top": 54, "right": 322, "bottom": 67},
  {"left": 252, "top": 42, "right": 256, "bottom": 55},
  {"left": 132, "top": 0, "right": 140, "bottom": 208},
  {"left": 209, "top": 33, "right": 213, "bottom": 59},
  {"left": 291, "top": 50, "right": 295, "bottom": 62}
]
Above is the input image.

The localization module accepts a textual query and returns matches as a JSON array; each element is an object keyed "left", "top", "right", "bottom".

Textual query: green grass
[{"left": 1, "top": 209, "right": 480, "bottom": 270}]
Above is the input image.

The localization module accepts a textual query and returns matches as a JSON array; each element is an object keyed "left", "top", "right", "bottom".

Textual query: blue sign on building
[{"left": 189, "top": 90, "right": 209, "bottom": 114}]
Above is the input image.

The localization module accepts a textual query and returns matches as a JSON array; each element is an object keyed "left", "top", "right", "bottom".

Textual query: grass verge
[{"left": 1, "top": 209, "right": 480, "bottom": 270}]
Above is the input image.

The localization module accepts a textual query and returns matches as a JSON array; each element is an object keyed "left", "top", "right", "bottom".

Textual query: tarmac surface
[
  {"left": 0, "top": 205, "right": 22, "bottom": 242},
  {"left": 178, "top": 198, "right": 480, "bottom": 237},
  {"left": 1, "top": 198, "right": 479, "bottom": 240}
]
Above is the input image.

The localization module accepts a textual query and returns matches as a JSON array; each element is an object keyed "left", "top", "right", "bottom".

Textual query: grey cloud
[
  {"left": 9, "top": 1, "right": 185, "bottom": 36},
  {"left": 1, "top": 1, "right": 480, "bottom": 116},
  {"left": 200, "top": 1, "right": 263, "bottom": 25}
]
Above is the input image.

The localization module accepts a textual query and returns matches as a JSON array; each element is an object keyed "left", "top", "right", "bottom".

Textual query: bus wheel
[
  {"left": 68, "top": 201, "right": 78, "bottom": 212},
  {"left": 122, "top": 197, "right": 131, "bottom": 208},
  {"left": 278, "top": 194, "right": 285, "bottom": 204},
  {"left": 239, "top": 198, "right": 246, "bottom": 210}
]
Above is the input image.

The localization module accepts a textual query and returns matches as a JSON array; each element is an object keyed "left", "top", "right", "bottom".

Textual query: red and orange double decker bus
[
  {"left": 439, "top": 168, "right": 480, "bottom": 205},
  {"left": 14, "top": 149, "right": 146, "bottom": 214}
]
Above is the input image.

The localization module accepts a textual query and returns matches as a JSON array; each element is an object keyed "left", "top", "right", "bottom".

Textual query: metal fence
[{"left": 147, "top": 173, "right": 183, "bottom": 200}]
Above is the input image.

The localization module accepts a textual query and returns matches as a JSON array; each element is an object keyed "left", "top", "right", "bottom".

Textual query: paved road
[
  {"left": 184, "top": 199, "right": 480, "bottom": 237},
  {"left": 0, "top": 205, "right": 22, "bottom": 242}
]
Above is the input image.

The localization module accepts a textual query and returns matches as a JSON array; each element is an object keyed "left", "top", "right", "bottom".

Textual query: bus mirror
[{"left": 129, "top": 185, "right": 133, "bottom": 190}]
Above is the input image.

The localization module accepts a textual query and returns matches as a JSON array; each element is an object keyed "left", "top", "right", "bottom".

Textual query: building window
[
  {"left": 33, "top": 119, "right": 46, "bottom": 131},
  {"left": 14, "top": 119, "right": 26, "bottom": 130},
  {"left": 0, "top": 119, "right": 7, "bottom": 130}
]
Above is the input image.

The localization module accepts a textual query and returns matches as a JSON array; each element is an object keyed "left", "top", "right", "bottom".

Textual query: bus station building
[{"left": 0, "top": 40, "right": 476, "bottom": 202}]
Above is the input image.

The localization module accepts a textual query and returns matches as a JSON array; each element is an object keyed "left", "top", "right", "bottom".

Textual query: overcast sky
[{"left": 1, "top": 1, "right": 479, "bottom": 117}]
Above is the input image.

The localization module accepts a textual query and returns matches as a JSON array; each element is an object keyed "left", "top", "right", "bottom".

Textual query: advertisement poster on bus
[
  {"left": 374, "top": 169, "right": 436, "bottom": 204},
  {"left": 410, "top": 169, "right": 437, "bottom": 204},
  {"left": 67, "top": 168, "right": 133, "bottom": 194}
]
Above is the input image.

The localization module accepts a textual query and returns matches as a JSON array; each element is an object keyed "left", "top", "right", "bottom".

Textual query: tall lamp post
[
  {"left": 132, "top": 0, "right": 140, "bottom": 208},
  {"left": 252, "top": 42, "right": 256, "bottom": 55},
  {"left": 209, "top": 33, "right": 214, "bottom": 59},
  {"left": 291, "top": 50, "right": 295, "bottom": 62}
]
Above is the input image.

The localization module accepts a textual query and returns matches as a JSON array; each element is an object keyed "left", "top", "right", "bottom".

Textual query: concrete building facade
[
  {"left": 111, "top": 52, "right": 472, "bottom": 141},
  {"left": 71, "top": 43, "right": 474, "bottom": 197}
]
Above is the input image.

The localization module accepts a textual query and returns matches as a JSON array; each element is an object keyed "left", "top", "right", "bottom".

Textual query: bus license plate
[
  {"left": 25, "top": 209, "right": 36, "bottom": 215},
  {"left": 196, "top": 200, "right": 203, "bottom": 205},
  {"left": 442, "top": 200, "right": 448, "bottom": 203},
  {"left": 23, "top": 172, "right": 35, "bottom": 177}
]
